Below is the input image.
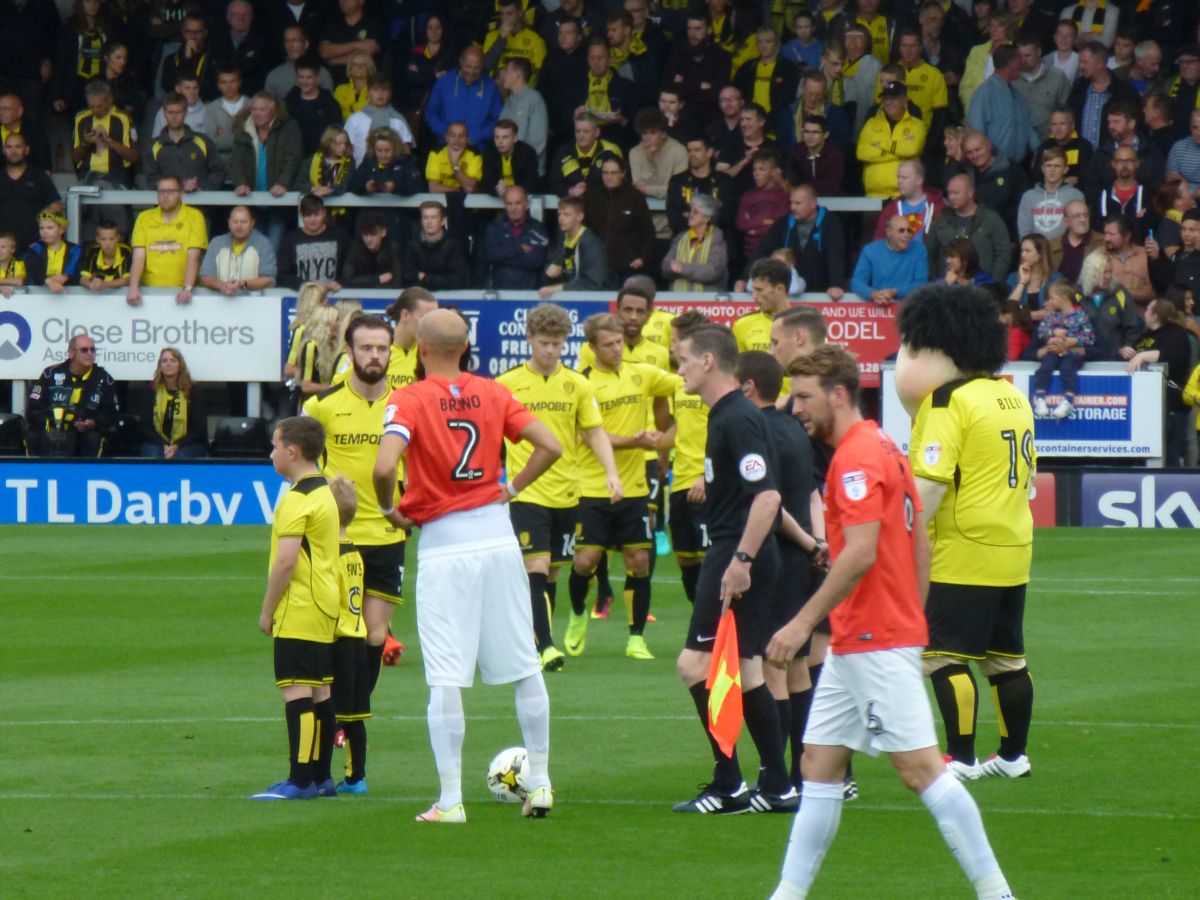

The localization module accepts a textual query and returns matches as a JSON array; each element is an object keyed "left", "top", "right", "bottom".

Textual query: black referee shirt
[
  {"left": 704, "top": 388, "right": 780, "bottom": 542},
  {"left": 762, "top": 405, "right": 814, "bottom": 535}
]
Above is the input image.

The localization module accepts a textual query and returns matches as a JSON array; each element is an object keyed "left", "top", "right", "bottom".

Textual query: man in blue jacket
[
  {"left": 851, "top": 215, "right": 929, "bottom": 304},
  {"left": 485, "top": 185, "right": 550, "bottom": 289},
  {"left": 966, "top": 44, "right": 1038, "bottom": 165},
  {"left": 425, "top": 48, "right": 503, "bottom": 150}
]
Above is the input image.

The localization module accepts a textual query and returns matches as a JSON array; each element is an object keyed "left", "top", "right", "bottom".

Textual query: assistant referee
[{"left": 671, "top": 324, "right": 792, "bottom": 815}]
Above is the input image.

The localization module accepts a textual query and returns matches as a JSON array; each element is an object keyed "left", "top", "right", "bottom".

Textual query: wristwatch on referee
[{"left": 733, "top": 550, "right": 754, "bottom": 564}]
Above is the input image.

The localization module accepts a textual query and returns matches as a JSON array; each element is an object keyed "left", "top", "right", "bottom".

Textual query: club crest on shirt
[
  {"left": 704, "top": 457, "right": 714, "bottom": 483},
  {"left": 738, "top": 453, "right": 766, "bottom": 482},
  {"left": 923, "top": 443, "right": 941, "bottom": 465},
  {"left": 562, "top": 380, "right": 575, "bottom": 394},
  {"left": 841, "top": 470, "right": 867, "bottom": 501}
]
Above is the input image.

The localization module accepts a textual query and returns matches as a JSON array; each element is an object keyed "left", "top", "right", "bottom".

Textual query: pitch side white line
[{"left": 0, "top": 791, "right": 1191, "bottom": 820}]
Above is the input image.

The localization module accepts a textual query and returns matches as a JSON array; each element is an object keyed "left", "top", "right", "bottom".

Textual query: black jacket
[
  {"left": 666, "top": 169, "right": 735, "bottom": 234},
  {"left": 480, "top": 141, "right": 540, "bottom": 196},
  {"left": 23, "top": 241, "right": 85, "bottom": 287},
  {"left": 750, "top": 207, "right": 848, "bottom": 291},
  {"left": 349, "top": 155, "right": 424, "bottom": 196},
  {"left": 27, "top": 360, "right": 119, "bottom": 435},
  {"left": 583, "top": 181, "right": 656, "bottom": 273},
  {"left": 341, "top": 236, "right": 405, "bottom": 288},
  {"left": 1066, "top": 76, "right": 1141, "bottom": 147},
  {"left": 403, "top": 233, "right": 469, "bottom": 290},
  {"left": 484, "top": 215, "right": 550, "bottom": 290}
]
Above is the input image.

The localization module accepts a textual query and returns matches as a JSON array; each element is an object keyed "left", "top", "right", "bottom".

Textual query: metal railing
[{"left": 65, "top": 187, "right": 883, "bottom": 243}]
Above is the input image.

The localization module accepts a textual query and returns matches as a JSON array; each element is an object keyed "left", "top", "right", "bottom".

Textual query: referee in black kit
[{"left": 671, "top": 325, "right": 794, "bottom": 815}]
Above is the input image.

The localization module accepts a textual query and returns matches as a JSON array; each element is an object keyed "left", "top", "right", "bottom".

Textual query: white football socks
[
  {"left": 514, "top": 673, "right": 551, "bottom": 790},
  {"left": 920, "top": 771, "right": 1013, "bottom": 899},
  {"left": 774, "top": 780, "right": 845, "bottom": 897},
  {"left": 427, "top": 685, "right": 465, "bottom": 809}
]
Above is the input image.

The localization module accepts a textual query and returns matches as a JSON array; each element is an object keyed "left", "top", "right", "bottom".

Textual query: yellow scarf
[
  {"left": 1072, "top": 0, "right": 1109, "bottom": 36},
  {"left": 563, "top": 226, "right": 585, "bottom": 278},
  {"left": 671, "top": 226, "right": 714, "bottom": 291},
  {"left": 629, "top": 29, "right": 647, "bottom": 57},
  {"left": 587, "top": 70, "right": 613, "bottom": 112},
  {"left": 828, "top": 75, "right": 845, "bottom": 106},
  {"left": 610, "top": 43, "right": 630, "bottom": 69},
  {"left": 754, "top": 59, "right": 776, "bottom": 111},
  {"left": 154, "top": 384, "right": 188, "bottom": 445}
]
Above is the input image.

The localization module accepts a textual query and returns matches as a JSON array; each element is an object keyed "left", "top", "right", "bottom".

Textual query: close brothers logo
[{"left": 0, "top": 311, "right": 33, "bottom": 361}]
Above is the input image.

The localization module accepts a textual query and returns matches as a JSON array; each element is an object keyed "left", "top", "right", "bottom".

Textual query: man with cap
[{"left": 857, "top": 81, "right": 927, "bottom": 199}]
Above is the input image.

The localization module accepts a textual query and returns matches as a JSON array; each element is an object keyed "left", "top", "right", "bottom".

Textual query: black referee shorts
[
  {"left": 577, "top": 496, "right": 652, "bottom": 552},
  {"left": 923, "top": 582, "right": 1028, "bottom": 661},
  {"left": 274, "top": 637, "right": 334, "bottom": 688},
  {"left": 686, "top": 538, "right": 780, "bottom": 657},
  {"left": 668, "top": 488, "right": 710, "bottom": 560},
  {"left": 358, "top": 541, "right": 405, "bottom": 604},
  {"left": 332, "top": 636, "right": 372, "bottom": 721},
  {"left": 768, "top": 544, "right": 815, "bottom": 656},
  {"left": 510, "top": 501, "right": 578, "bottom": 563}
]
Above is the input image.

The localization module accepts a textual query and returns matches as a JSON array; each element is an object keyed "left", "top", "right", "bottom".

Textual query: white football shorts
[
  {"left": 804, "top": 646, "right": 938, "bottom": 756},
  {"left": 416, "top": 504, "right": 540, "bottom": 688}
]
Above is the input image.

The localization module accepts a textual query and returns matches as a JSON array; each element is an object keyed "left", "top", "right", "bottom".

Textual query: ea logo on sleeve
[{"left": 738, "top": 453, "right": 767, "bottom": 482}]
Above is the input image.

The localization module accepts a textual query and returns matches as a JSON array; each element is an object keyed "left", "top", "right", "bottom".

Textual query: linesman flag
[{"left": 706, "top": 609, "right": 742, "bottom": 758}]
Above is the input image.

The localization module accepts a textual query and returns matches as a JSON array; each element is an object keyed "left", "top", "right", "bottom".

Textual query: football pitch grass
[{"left": 0, "top": 526, "right": 1196, "bottom": 898}]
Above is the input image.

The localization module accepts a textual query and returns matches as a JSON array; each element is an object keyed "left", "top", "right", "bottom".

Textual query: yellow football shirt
[
  {"left": 303, "top": 382, "right": 406, "bottom": 547},
  {"left": 670, "top": 382, "right": 709, "bottom": 492},
  {"left": 425, "top": 147, "right": 484, "bottom": 189},
  {"left": 130, "top": 204, "right": 208, "bottom": 287},
  {"left": 269, "top": 474, "right": 340, "bottom": 643},
  {"left": 481, "top": 26, "right": 547, "bottom": 78},
  {"left": 909, "top": 377, "right": 1036, "bottom": 587},
  {"left": 335, "top": 540, "right": 367, "bottom": 640},
  {"left": 497, "top": 362, "right": 603, "bottom": 508},
  {"left": 385, "top": 341, "right": 419, "bottom": 392},
  {"left": 644, "top": 308, "right": 676, "bottom": 355},
  {"left": 578, "top": 360, "right": 681, "bottom": 498},
  {"left": 577, "top": 338, "right": 671, "bottom": 461},
  {"left": 877, "top": 62, "right": 948, "bottom": 125}
]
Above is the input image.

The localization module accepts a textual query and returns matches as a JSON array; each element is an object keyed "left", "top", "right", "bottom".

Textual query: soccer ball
[{"left": 486, "top": 747, "right": 529, "bottom": 802}]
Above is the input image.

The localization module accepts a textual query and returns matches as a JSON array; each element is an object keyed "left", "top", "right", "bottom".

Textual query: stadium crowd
[{"left": 3, "top": 0, "right": 1200, "bottom": 465}]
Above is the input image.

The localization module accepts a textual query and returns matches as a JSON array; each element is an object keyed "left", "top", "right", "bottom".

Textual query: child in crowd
[
  {"left": 328, "top": 475, "right": 371, "bottom": 795},
  {"left": 302, "top": 127, "right": 354, "bottom": 220},
  {"left": 770, "top": 247, "right": 807, "bottom": 296},
  {"left": 80, "top": 220, "right": 132, "bottom": 291},
  {"left": 24, "top": 209, "right": 84, "bottom": 294},
  {"left": 781, "top": 11, "right": 822, "bottom": 70},
  {"left": 1033, "top": 281, "right": 1094, "bottom": 420},
  {"left": 252, "top": 416, "right": 340, "bottom": 801},
  {"left": 0, "top": 232, "right": 27, "bottom": 297}
]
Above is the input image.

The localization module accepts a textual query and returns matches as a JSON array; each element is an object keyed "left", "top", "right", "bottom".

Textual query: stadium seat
[
  {"left": 104, "top": 415, "right": 144, "bottom": 457},
  {"left": 0, "top": 413, "right": 26, "bottom": 456},
  {"left": 210, "top": 417, "right": 272, "bottom": 458}
]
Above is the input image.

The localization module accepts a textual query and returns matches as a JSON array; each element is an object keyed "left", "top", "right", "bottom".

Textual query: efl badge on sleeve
[
  {"left": 841, "top": 470, "right": 867, "bottom": 501},
  {"left": 923, "top": 443, "right": 941, "bottom": 466}
]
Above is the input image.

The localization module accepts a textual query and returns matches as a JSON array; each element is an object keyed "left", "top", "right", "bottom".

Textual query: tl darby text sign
[
  {"left": 0, "top": 463, "right": 286, "bottom": 525},
  {"left": 0, "top": 292, "right": 282, "bottom": 382}
]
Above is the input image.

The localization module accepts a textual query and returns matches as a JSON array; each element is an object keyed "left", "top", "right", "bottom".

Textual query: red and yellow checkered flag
[{"left": 706, "top": 610, "right": 742, "bottom": 758}]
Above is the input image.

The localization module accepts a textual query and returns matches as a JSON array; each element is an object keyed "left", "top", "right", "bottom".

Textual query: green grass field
[{"left": 0, "top": 526, "right": 1196, "bottom": 898}]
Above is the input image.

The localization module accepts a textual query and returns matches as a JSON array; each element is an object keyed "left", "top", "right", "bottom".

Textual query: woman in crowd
[
  {"left": 943, "top": 237, "right": 993, "bottom": 286},
  {"left": 93, "top": 41, "right": 145, "bottom": 123},
  {"left": 334, "top": 53, "right": 376, "bottom": 122},
  {"left": 140, "top": 347, "right": 206, "bottom": 459},
  {"left": 1007, "top": 234, "right": 1063, "bottom": 316},
  {"left": 1124, "top": 298, "right": 1193, "bottom": 467},
  {"left": 283, "top": 281, "right": 330, "bottom": 406},
  {"left": 583, "top": 155, "right": 656, "bottom": 285},
  {"left": 55, "top": 0, "right": 111, "bottom": 114},
  {"left": 403, "top": 14, "right": 453, "bottom": 127},
  {"left": 662, "top": 194, "right": 728, "bottom": 292},
  {"left": 1148, "top": 176, "right": 1194, "bottom": 263}
]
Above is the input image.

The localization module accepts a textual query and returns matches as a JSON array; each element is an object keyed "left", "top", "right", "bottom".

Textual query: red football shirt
[
  {"left": 383, "top": 373, "right": 535, "bottom": 525},
  {"left": 824, "top": 419, "right": 928, "bottom": 655}
]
